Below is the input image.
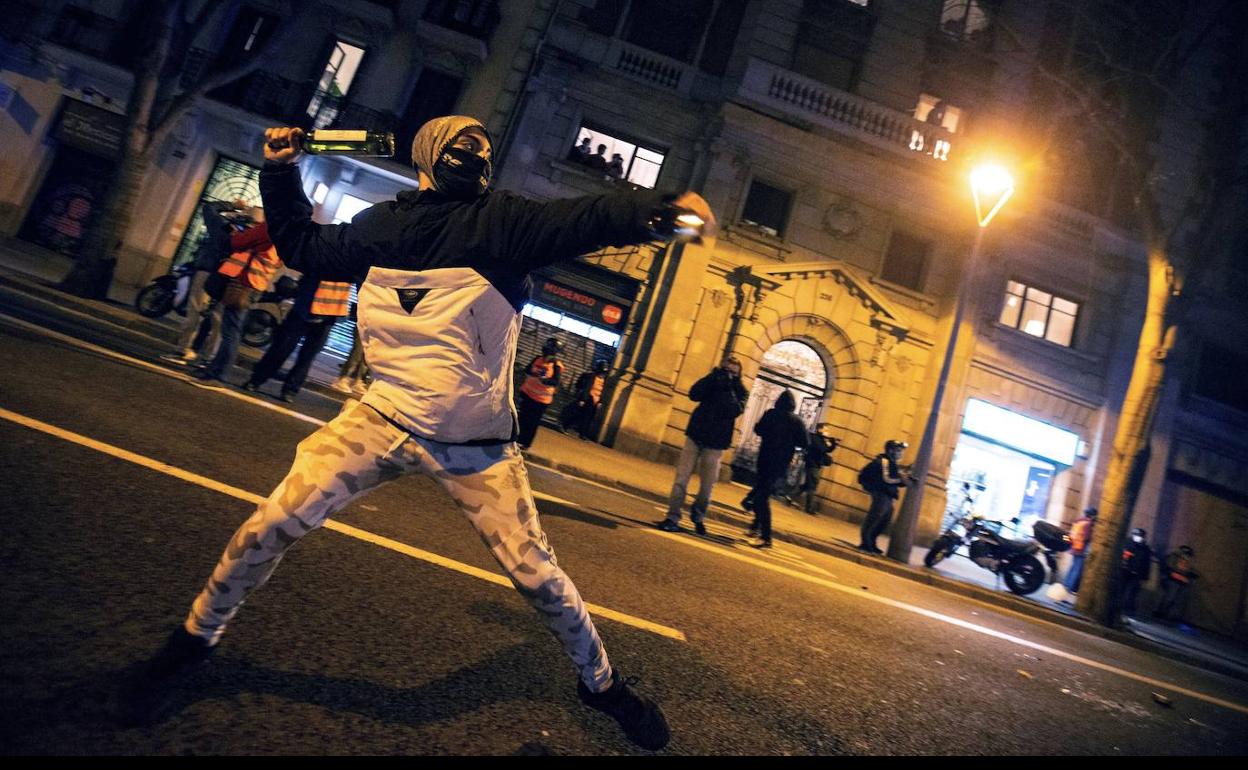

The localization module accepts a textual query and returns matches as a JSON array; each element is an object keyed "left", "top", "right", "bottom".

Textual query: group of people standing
[
  {"left": 568, "top": 136, "right": 627, "bottom": 179},
  {"left": 515, "top": 336, "right": 612, "bottom": 449},
  {"left": 164, "top": 198, "right": 368, "bottom": 401},
  {"left": 1062, "top": 507, "right": 1199, "bottom": 621}
]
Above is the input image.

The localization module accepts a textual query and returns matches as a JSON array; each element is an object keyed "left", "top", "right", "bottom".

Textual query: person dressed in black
[
  {"left": 243, "top": 277, "right": 351, "bottom": 402},
  {"left": 857, "top": 439, "right": 910, "bottom": 554},
  {"left": 744, "top": 390, "right": 808, "bottom": 549},
  {"left": 560, "top": 358, "right": 609, "bottom": 440},
  {"left": 1120, "top": 527, "right": 1153, "bottom": 617},
  {"left": 801, "top": 423, "right": 838, "bottom": 515},
  {"left": 120, "top": 116, "right": 716, "bottom": 750},
  {"left": 658, "top": 356, "right": 748, "bottom": 535},
  {"left": 516, "top": 336, "right": 565, "bottom": 449}
]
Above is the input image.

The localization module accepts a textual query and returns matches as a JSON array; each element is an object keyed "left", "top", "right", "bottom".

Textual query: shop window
[
  {"left": 740, "top": 180, "right": 792, "bottom": 238},
  {"left": 306, "top": 40, "right": 367, "bottom": 129},
  {"left": 567, "top": 125, "right": 666, "bottom": 189},
  {"left": 881, "top": 230, "right": 930, "bottom": 291},
  {"left": 999, "top": 280, "right": 1079, "bottom": 347}
]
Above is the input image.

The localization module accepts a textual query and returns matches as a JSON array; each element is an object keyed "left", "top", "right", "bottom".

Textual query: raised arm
[{"left": 259, "top": 127, "right": 371, "bottom": 281}]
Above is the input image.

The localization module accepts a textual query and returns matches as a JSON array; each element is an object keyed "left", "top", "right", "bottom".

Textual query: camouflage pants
[{"left": 185, "top": 401, "right": 612, "bottom": 690}]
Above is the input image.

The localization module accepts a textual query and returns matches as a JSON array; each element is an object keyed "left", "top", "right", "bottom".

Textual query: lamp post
[{"left": 886, "top": 164, "right": 1014, "bottom": 563}]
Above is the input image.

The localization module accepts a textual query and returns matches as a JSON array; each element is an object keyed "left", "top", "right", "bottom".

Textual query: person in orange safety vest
[
  {"left": 244, "top": 278, "right": 352, "bottom": 401},
  {"left": 517, "top": 336, "right": 564, "bottom": 449},
  {"left": 192, "top": 210, "right": 282, "bottom": 382}
]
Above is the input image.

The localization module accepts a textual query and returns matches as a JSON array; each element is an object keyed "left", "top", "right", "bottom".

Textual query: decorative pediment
[{"left": 752, "top": 260, "right": 910, "bottom": 338}]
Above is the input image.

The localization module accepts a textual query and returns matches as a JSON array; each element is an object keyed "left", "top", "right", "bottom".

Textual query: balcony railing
[
  {"left": 734, "top": 57, "right": 956, "bottom": 163},
  {"left": 207, "top": 70, "right": 316, "bottom": 126}
]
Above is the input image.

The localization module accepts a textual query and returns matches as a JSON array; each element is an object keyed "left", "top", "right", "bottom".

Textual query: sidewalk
[{"left": 2, "top": 238, "right": 1247, "bottom": 682}]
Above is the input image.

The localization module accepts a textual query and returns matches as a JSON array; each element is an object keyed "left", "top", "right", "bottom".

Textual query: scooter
[
  {"left": 924, "top": 513, "right": 1072, "bottom": 596},
  {"left": 134, "top": 262, "right": 198, "bottom": 319},
  {"left": 241, "top": 274, "right": 299, "bottom": 349}
]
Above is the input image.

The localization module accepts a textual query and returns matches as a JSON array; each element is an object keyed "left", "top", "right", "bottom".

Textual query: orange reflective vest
[
  {"left": 520, "top": 356, "right": 562, "bottom": 404},
  {"left": 217, "top": 223, "right": 281, "bottom": 291},
  {"left": 310, "top": 281, "right": 352, "bottom": 317},
  {"left": 1069, "top": 518, "right": 1094, "bottom": 555}
]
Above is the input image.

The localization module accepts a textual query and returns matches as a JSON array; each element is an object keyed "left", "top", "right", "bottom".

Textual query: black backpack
[{"left": 858, "top": 458, "right": 880, "bottom": 493}]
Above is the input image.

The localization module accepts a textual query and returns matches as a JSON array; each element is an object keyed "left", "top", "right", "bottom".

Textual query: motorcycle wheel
[
  {"left": 1003, "top": 554, "right": 1045, "bottom": 595},
  {"left": 242, "top": 310, "right": 277, "bottom": 348},
  {"left": 924, "top": 535, "right": 956, "bottom": 568},
  {"left": 135, "top": 283, "right": 174, "bottom": 318}
]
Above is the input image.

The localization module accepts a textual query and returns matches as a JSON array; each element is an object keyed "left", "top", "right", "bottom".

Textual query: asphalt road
[{"left": 1, "top": 313, "right": 1246, "bottom": 755}]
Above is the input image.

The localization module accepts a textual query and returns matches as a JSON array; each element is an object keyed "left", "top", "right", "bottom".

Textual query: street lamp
[{"left": 886, "top": 164, "right": 1015, "bottom": 563}]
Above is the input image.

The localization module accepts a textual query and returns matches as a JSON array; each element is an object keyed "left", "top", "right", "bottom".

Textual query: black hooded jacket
[
  {"left": 752, "top": 391, "right": 808, "bottom": 474},
  {"left": 684, "top": 367, "right": 748, "bottom": 450}
]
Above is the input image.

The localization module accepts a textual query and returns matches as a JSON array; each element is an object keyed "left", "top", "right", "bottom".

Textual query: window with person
[
  {"left": 740, "top": 180, "right": 793, "bottom": 239},
  {"left": 999, "top": 280, "right": 1080, "bottom": 347},
  {"left": 566, "top": 125, "right": 666, "bottom": 189}
]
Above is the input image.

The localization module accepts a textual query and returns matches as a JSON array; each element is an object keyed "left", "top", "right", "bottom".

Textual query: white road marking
[
  {"left": 0, "top": 312, "right": 326, "bottom": 427},
  {"left": 0, "top": 406, "right": 686, "bottom": 643},
  {"left": 639, "top": 527, "right": 1248, "bottom": 715}
]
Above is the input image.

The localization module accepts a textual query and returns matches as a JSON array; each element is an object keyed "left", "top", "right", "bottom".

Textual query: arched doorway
[{"left": 732, "top": 339, "right": 829, "bottom": 483}]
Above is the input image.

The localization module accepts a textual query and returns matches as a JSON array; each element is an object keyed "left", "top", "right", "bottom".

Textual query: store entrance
[
  {"left": 946, "top": 433, "right": 1057, "bottom": 537},
  {"left": 18, "top": 145, "right": 116, "bottom": 257}
]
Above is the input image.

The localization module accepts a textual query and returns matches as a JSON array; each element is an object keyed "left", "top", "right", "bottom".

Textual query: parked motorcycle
[
  {"left": 134, "top": 261, "right": 198, "bottom": 319},
  {"left": 924, "top": 514, "right": 1072, "bottom": 596},
  {"left": 241, "top": 274, "right": 299, "bottom": 349}
]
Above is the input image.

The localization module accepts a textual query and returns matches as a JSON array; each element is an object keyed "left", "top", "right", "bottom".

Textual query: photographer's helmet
[
  {"left": 1131, "top": 527, "right": 1147, "bottom": 539},
  {"left": 884, "top": 440, "right": 908, "bottom": 453},
  {"left": 593, "top": 359, "right": 609, "bottom": 374},
  {"left": 542, "top": 337, "right": 564, "bottom": 356}
]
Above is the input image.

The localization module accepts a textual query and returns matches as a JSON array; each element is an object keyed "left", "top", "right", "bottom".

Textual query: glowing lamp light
[{"left": 970, "top": 164, "right": 1014, "bottom": 227}]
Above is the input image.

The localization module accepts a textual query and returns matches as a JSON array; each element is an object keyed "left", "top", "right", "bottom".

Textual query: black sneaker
[
  {"left": 655, "top": 519, "right": 681, "bottom": 533},
  {"left": 693, "top": 519, "right": 707, "bottom": 536},
  {"left": 278, "top": 391, "right": 296, "bottom": 403},
  {"left": 578, "top": 671, "right": 670, "bottom": 751},
  {"left": 241, "top": 381, "right": 260, "bottom": 392},
  {"left": 117, "top": 628, "right": 216, "bottom": 727}
]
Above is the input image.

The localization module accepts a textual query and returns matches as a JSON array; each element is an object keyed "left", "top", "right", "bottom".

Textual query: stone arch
[{"left": 736, "top": 313, "right": 871, "bottom": 462}]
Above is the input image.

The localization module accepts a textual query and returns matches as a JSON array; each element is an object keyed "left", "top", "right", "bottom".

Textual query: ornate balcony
[{"left": 733, "top": 57, "right": 957, "bottom": 163}]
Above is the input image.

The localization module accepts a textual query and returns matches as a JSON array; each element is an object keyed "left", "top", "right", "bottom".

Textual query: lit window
[
  {"left": 909, "top": 93, "right": 961, "bottom": 160},
  {"left": 312, "top": 182, "right": 329, "bottom": 204},
  {"left": 567, "top": 124, "right": 666, "bottom": 189},
  {"left": 333, "top": 193, "right": 373, "bottom": 224},
  {"left": 998, "top": 280, "right": 1079, "bottom": 347},
  {"left": 307, "top": 40, "right": 366, "bottom": 129}
]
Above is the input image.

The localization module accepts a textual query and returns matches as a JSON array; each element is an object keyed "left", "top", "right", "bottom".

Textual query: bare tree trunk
[{"left": 1075, "top": 238, "right": 1178, "bottom": 624}]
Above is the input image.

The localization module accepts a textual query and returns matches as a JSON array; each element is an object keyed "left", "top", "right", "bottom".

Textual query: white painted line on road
[
  {"left": 0, "top": 406, "right": 686, "bottom": 643},
  {"left": 533, "top": 490, "right": 583, "bottom": 509},
  {"left": 640, "top": 527, "right": 1248, "bottom": 716},
  {"left": 0, "top": 312, "right": 326, "bottom": 427}
]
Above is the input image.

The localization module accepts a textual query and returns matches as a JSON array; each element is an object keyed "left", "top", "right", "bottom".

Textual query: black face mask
[{"left": 433, "top": 146, "right": 491, "bottom": 199}]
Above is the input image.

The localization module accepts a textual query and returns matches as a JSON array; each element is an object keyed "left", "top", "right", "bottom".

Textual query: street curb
[
  {"left": 522, "top": 451, "right": 1248, "bottom": 683},
  {"left": 0, "top": 270, "right": 180, "bottom": 344}
]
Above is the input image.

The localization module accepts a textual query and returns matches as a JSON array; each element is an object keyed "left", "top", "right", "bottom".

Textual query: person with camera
[
  {"left": 857, "top": 439, "right": 912, "bottom": 555},
  {"left": 122, "top": 115, "right": 714, "bottom": 751},
  {"left": 162, "top": 199, "right": 250, "bottom": 365},
  {"left": 801, "top": 424, "right": 838, "bottom": 515},
  {"left": 190, "top": 205, "right": 282, "bottom": 383},
  {"left": 658, "top": 356, "right": 748, "bottom": 536},
  {"left": 560, "top": 358, "right": 610, "bottom": 440}
]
